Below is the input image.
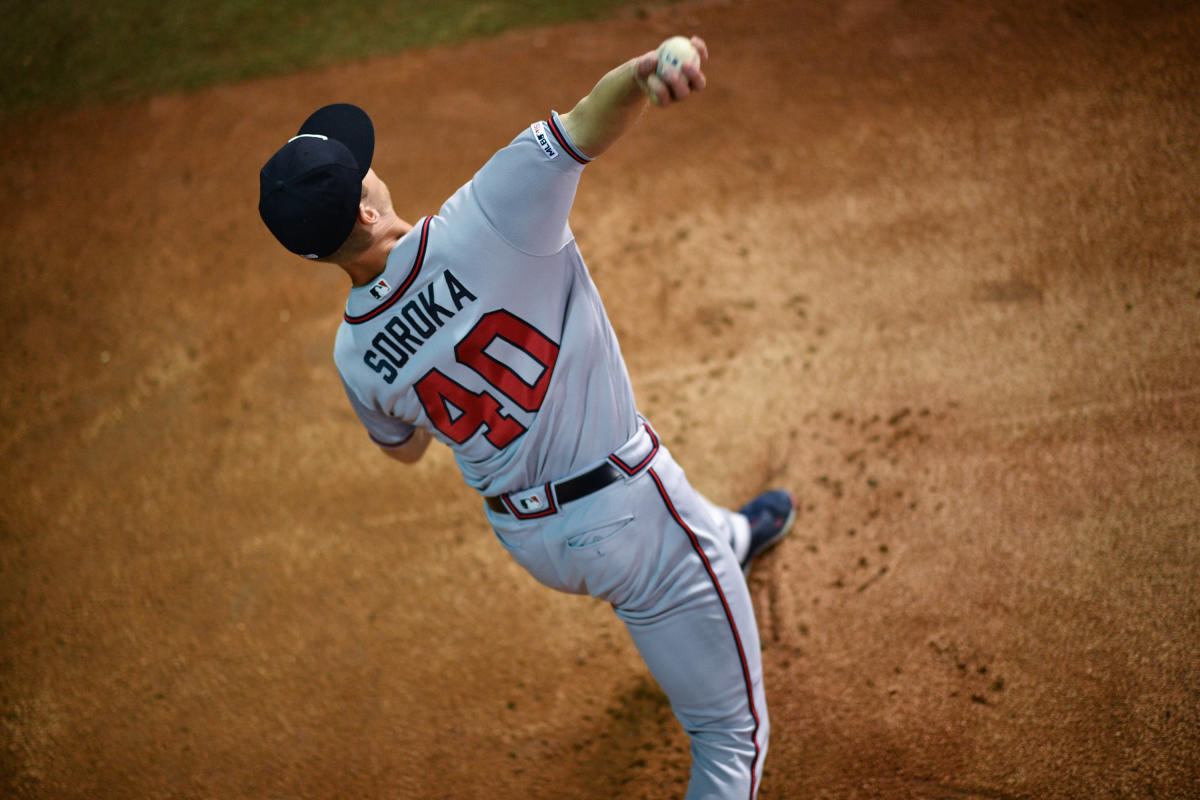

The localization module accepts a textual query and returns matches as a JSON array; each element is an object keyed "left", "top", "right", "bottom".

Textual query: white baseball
[{"left": 656, "top": 36, "right": 700, "bottom": 77}]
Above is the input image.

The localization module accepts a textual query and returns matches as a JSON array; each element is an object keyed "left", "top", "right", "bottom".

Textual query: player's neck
[{"left": 341, "top": 217, "right": 413, "bottom": 287}]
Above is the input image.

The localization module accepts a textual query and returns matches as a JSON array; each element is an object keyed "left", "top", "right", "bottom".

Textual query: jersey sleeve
[
  {"left": 340, "top": 376, "right": 417, "bottom": 450},
  {"left": 469, "top": 111, "right": 592, "bottom": 256}
]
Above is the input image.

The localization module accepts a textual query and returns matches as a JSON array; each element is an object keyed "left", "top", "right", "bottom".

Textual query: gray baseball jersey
[
  {"left": 333, "top": 112, "right": 769, "bottom": 798},
  {"left": 334, "top": 112, "right": 636, "bottom": 496}
]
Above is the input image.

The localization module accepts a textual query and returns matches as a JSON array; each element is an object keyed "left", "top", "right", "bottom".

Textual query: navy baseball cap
[{"left": 259, "top": 103, "right": 375, "bottom": 259}]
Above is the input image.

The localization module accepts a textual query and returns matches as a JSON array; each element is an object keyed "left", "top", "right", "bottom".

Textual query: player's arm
[
  {"left": 338, "top": 373, "right": 433, "bottom": 464},
  {"left": 559, "top": 36, "right": 708, "bottom": 159},
  {"left": 379, "top": 428, "right": 432, "bottom": 463}
]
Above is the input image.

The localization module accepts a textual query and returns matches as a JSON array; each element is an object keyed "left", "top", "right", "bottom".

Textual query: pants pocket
[{"left": 565, "top": 515, "right": 635, "bottom": 550}]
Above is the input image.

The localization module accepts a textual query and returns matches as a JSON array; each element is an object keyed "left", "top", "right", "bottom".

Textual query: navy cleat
[{"left": 738, "top": 489, "right": 796, "bottom": 574}]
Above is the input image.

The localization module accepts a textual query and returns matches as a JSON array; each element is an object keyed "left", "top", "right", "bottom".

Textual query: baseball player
[{"left": 259, "top": 37, "right": 795, "bottom": 799}]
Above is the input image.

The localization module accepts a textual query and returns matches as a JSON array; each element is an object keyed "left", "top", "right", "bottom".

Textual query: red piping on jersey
[
  {"left": 609, "top": 422, "right": 659, "bottom": 475},
  {"left": 648, "top": 468, "right": 762, "bottom": 800},
  {"left": 344, "top": 216, "right": 433, "bottom": 325},
  {"left": 547, "top": 116, "right": 591, "bottom": 165}
]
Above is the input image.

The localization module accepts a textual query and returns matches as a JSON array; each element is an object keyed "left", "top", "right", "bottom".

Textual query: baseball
[{"left": 656, "top": 36, "right": 700, "bottom": 77}]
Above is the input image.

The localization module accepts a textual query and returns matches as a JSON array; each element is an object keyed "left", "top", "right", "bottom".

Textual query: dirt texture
[{"left": 2, "top": 0, "right": 1198, "bottom": 798}]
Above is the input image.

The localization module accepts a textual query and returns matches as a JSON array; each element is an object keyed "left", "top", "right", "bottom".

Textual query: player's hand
[{"left": 636, "top": 36, "right": 708, "bottom": 107}]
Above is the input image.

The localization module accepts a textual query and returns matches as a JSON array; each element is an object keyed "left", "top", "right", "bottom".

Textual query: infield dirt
[{"left": 2, "top": 1, "right": 1198, "bottom": 798}]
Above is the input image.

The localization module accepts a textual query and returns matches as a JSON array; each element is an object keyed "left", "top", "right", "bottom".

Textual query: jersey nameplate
[{"left": 531, "top": 121, "right": 558, "bottom": 160}]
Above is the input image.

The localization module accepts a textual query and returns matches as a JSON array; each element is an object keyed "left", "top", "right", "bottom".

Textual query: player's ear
[{"left": 358, "top": 202, "right": 380, "bottom": 226}]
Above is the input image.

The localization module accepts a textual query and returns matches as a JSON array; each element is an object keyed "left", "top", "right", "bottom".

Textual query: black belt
[{"left": 486, "top": 461, "right": 623, "bottom": 515}]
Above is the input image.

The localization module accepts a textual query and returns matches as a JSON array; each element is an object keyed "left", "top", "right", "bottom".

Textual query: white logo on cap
[{"left": 288, "top": 133, "right": 329, "bottom": 143}]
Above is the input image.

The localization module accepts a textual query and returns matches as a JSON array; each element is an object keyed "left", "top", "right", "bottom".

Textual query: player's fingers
[
  {"left": 690, "top": 36, "right": 709, "bottom": 62},
  {"left": 642, "top": 73, "right": 671, "bottom": 106},
  {"left": 658, "top": 66, "right": 692, "bottom": 102},
  {"left": 634, "top": 52, "right": 658, "bottom": 81},
  {"left": 680, "top": 61, "right": 706, "bottom": 92},
  {"left": 634, "top": 53, "right": 669, "bottom": 105}
]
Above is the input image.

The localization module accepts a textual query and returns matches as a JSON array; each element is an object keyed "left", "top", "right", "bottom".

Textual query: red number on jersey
[
  {"left": 455, "top": 310, "right": 559, "bottom": 412},
  {"left": 414, "top": 370, "right": 525, "bottom": 449},
  {"left": 414, "top": 310, "right": 559, "bottom": 449}
]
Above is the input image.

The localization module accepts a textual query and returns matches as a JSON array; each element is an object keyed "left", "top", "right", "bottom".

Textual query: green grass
[{"left": 0, "top": 0, "right": 667, "bottom": 117}]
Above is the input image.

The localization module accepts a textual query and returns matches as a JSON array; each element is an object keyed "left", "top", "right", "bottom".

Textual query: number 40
[{"left": 414, "top": 310, "right": 559, "bottom": 449}]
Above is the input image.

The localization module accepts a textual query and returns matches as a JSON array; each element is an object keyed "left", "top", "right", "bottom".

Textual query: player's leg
[
  {"left": 485, "top": 444, "right": 778, "bottom": 798},
  {"left": 611, "top": 448, "right": 769, "bottom": 800}
]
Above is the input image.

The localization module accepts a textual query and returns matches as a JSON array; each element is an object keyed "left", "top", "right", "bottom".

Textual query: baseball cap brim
[
  {"left": 298, "top": 103, "right": 374, "bottom": 181},
  {"left": 258, "top": 103, "right": 376, "bottom": 259}
]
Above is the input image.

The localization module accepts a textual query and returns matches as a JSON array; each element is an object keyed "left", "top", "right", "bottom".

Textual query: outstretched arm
[{"left": 559, "top": 36, "right": 708, "bottom": 159}]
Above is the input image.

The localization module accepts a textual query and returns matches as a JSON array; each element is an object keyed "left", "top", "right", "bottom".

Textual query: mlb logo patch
[
  {"left": 518, "top": 495, "right": 545, "bottom": 512},
  {"left": 531, "top": 121, "right": 558, "bottom": 160},
  {"left": 369, "top": 278, "right": 392, "bottom": 300},
  {"left": 508, "top": 485, "right": 553, "bottom": 515}
]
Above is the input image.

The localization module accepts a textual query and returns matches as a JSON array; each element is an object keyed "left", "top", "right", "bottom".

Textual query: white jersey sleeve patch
[{"left": 531, "top": 121, "right": 559, "bottom": 160}]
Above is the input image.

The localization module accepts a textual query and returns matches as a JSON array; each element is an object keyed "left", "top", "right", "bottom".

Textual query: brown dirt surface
[{"left": 3, "top": 1, "right": 1198, "bottom": 798}]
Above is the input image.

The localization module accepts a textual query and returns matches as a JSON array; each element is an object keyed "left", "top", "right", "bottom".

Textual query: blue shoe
[{"left": 738, "top": 490, "right": 796, "bottom": 574}]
